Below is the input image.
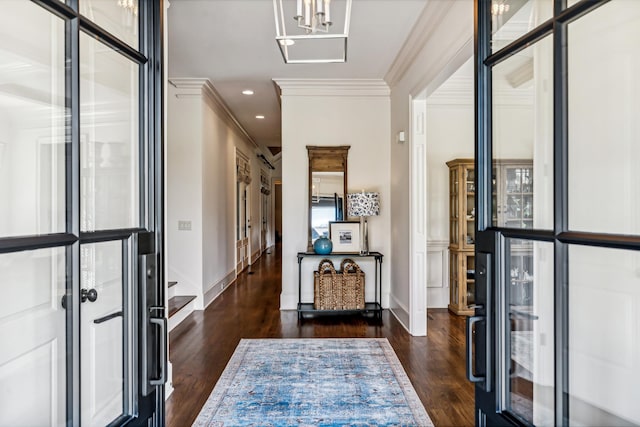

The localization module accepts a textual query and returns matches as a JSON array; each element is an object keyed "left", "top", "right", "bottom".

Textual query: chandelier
[
  {"left": 118, "top": 0, "right": 138, "bottom": 16},
  {"left": 273, "top": 0, "right": 352, "bottom": 64},
  {"left": 295, "top": 0, "right": 333, "bottom": 33},
  {"left": 491, "top": 0, "right": 510, "bottom": 16}
]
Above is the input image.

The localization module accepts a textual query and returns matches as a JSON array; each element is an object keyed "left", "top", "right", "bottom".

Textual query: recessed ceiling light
[
  {"left": 242, "top": 90, "right": 254, "bottom": 95},
  {"left": 279, "top": 39, "right": 295, "bottom": 46},
  {"left": 256, "top": 115, "right": 265, "bottom": 119}
]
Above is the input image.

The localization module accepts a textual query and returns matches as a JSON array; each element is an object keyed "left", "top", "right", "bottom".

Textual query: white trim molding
[
  {"left": 273, "top": 78, "right": 390, "bottom": 97},
  {"left": 169, "top": 78, "right": 267, "bottom": 152},
  {"left": 385, "top": 1, "right": 454, "bottom": 87},
  {"left": 427, "top": 239, "right": 450, "bottom": 308},
  {"left": 409, "top": 96, "right": 427, "bottom": 336},
  {"left": 389, "top": 293, "right": 410, "bottom": 334},
  {"left": 204, "top": 270, "right": 237, "bottom": 308}
]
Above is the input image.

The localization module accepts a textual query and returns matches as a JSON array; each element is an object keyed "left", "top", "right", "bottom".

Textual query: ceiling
[{"left": 167, "top": 0, "right": 428, "bottom": 153}]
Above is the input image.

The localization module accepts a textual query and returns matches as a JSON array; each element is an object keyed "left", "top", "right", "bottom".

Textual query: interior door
[
  {"left": 261, "top": 191, "right": 268, "bottom": 253},
  {"left": 236, "top": 153, "right": 251, "bottom": 272},
  {"left": 0, "top": 1, "right": 165, "bottom": 426},
  {"left": 472, "top": 1, "right": 640, "bottom": 426},
  {"left": 236, "top": 180, "right": 248, "bottom": 272}
]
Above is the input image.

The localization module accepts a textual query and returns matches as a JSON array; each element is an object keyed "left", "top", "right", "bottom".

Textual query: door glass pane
[
  {"left": 569, "top": 245, "right": 640, "bottom": 425},
  {"left": 492, "top": 35, "right": 553, "bottom": 230},
  {"left": 505, "top": 239, "right": 554, "bottom": 425},
  {"left": 0, "top": 247, "right": 66, "bottom": 426},
  {"left": 0, "top": 1, "right": 65, "bottom": 237},
  {"left": 81, "top": 241, "right": 128, "bottom": 426},
  {"left": 80, "top": 0, "right": 138, "bottom": 49},
  {"left": 491, "top": 0, "right": 552, "bottom": 53},
  {"left": 81, "top": 34, "right": 140, "bottom": 232},
  {"left": 568, "top": 1, "right": 640, "bottom": 235}
]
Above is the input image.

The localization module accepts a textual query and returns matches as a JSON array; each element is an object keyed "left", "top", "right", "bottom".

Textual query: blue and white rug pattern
[{"left": 192, "top": 338, "right": 433, "bottom": 426}]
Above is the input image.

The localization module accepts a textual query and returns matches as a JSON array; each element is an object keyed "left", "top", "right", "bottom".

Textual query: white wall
[
  {"left": 386, "top": 0, "right": 474, "bottom": 325},
  {"left": 167, "top": 83, "right": 204, "bottom": 303},
  {"left": 277, "top": 80, "right": 391, "bottom": 310},
  {"left": 0, "top": 115, "right": 9, "bottom": 232},
  {"left": 167, "top": 79, "right": 272, "bottom": 308}
]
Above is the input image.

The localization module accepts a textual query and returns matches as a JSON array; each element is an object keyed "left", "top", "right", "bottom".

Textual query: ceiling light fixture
[
  {"left": 256, "top": 115, "right": 265, "bottom": 119},
  {"left": 491, "top": 0, "right": 510, "bottom": 16},
  {"left": 242, "top": 90, "right": 254, "bottom": 95},
  {"left": 273, "top": 0, "right": 352, "bottom": 64},
  {"left": 117, "top": 0, "right": 138, "bottom": 16},
  {"left": 279, "top": 39, "right": 295, "bottom": 46}
]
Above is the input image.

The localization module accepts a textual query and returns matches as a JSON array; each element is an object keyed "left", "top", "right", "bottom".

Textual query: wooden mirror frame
[{"left": 306, "top": 145, "right": 350, "bottom": 251}]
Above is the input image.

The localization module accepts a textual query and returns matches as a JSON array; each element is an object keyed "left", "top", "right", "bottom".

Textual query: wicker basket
[
  {"left": 314, "top": 259, "right": 341, "bottom": 310},
  {"left": 340, "top": 258, "right": 365, "bottom": 310}
]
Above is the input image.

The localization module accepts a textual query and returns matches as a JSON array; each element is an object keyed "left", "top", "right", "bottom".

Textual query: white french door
[{"left": 0, "top": 1, "right": 165, "bottom": 426}]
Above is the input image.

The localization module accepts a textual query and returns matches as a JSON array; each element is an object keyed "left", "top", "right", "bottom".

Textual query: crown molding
[
  {"left": 273, "top": 79, "right": 390, "bottom": 97},
  {"left": 169, "top": 77, "right": 260, "bottom": 150},
  {"left": 385, "top": 1, "right": 454, "bottom": 88}
]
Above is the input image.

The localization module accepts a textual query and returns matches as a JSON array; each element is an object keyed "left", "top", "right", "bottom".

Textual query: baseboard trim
[
  {"left": 280, "top": 292, "right": 298, "bottom": 310},
  {"left": 168, "top": 299, "right": 195, "bottom": 332},
  {"left": 204, "top": 270, "right": 237, "bottom": 309},
  {"left": 389, "top": 294, "right": 410, "bottom": 334},
  {"left": 164, "top": 361, "right": 174, "bottom": 400}
]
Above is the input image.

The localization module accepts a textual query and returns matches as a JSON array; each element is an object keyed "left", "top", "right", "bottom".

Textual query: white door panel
[
  {"left": 81, "top": 241, "right": 126, "bottom": 427},
  {"left": 0, "top": 248, "right": 66, "bottom": 427}
]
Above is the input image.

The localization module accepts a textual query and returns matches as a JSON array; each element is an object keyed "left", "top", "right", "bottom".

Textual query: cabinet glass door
[
  {"left": 450, "top": 167, "right": 459, "bottom": 247},
  {"left": 465, "top": 167, "right": 476, "bottom": 247}
]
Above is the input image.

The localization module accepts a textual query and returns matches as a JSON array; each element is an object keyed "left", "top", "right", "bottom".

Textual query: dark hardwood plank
[
  {"left": 166, "top": 246, "right": 474, "bottom": 426},
  {"left": 168, "top": 295, "right": 196, "bottom": 318}
]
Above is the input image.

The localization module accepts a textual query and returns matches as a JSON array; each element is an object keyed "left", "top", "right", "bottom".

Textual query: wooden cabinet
[
  {"left": 447, "top": 159, "right": 476, "bottom": 251},
  {"left": 446, "top": 158, "right": 534, "bottom": 315},
  {"left": 492, "top": 160, "right": 534, "bottom": 229},
  {"left": 447, "top": 159, "right": 476, "bottom": 315},
  {"left": 448, "top": 251, "right": 476, "bottom": 315}
]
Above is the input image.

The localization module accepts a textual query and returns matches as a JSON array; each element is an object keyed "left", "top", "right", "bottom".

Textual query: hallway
[{"left": 165, "top": 247, "right": 474, "bottom": 426}]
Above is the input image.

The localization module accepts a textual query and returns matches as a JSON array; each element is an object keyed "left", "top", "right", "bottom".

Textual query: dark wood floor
[{"left": 165, "top": 246, "right": 474, "bottom": 427}]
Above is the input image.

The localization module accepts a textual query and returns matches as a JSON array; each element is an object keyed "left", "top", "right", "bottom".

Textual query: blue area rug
[{"left": 192, "top": 338, "right": 433, "bottom": 426}]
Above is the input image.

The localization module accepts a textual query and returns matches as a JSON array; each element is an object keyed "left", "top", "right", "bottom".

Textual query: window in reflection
[
  {"left": 80, "top": 33, "right": 140, "bottom": 232},
  {"left": 0, "top": 1, "right": 66, "bottom": 237},
  {"left": 311, "top": 171, "right": 344, "bottom": 242},
  {"left": 492, "top": 35, "right": 553, "bottom": 230}
]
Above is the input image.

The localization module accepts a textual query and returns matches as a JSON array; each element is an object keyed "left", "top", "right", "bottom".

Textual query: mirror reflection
[
  {"left": 310, "top": 171, "right": 344, "bottom": 242},
  {"left": 306, "top": 145, "right": 349, "bottom": 250}
]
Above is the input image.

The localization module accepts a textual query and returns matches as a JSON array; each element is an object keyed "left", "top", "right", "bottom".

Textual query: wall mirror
[{"left": 307, "top": 146, "right": 350, "bottom": 250}]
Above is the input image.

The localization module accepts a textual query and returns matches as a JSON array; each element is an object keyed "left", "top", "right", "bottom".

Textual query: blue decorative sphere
[{"left": 313, "top": 237, "right": 333, "bottom": 255}]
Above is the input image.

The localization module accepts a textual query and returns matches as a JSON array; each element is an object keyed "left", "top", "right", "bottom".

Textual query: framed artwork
[{"left": 329, "top": 221, "right": 360, "bottom": 253}]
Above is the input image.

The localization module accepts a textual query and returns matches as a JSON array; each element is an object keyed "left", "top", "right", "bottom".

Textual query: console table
[{"left": 297, "top": 251, "right": 383, "bottom": 321}]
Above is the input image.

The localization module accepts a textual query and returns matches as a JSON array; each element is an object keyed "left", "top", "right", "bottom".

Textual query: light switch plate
[{"left": 178, "top": 220, "right": 192, "bottom": 231}]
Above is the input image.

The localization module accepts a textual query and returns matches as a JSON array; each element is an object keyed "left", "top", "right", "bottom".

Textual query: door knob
[{"left": 81, "top": 288, "right": 98, "bottom": 303}]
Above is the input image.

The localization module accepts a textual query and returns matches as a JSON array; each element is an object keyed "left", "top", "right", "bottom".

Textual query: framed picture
[{"left": 329, "top": 221, "right": 360, "bottom": 253}]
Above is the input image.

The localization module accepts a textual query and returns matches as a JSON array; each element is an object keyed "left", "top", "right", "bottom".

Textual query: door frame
[
  {"left": 472, "top": 0, "right": 637, "bottom": 425},
  {"left": 235, "top": 149, "right": 251, "bottom": 273},
  {"left": 0, "top": 0, "right": 166, "bottom": 425}
]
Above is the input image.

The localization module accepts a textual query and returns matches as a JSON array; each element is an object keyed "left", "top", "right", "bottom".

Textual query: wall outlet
[{"left": 178, "top": 220, "right": 192, "bottom": 231}]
